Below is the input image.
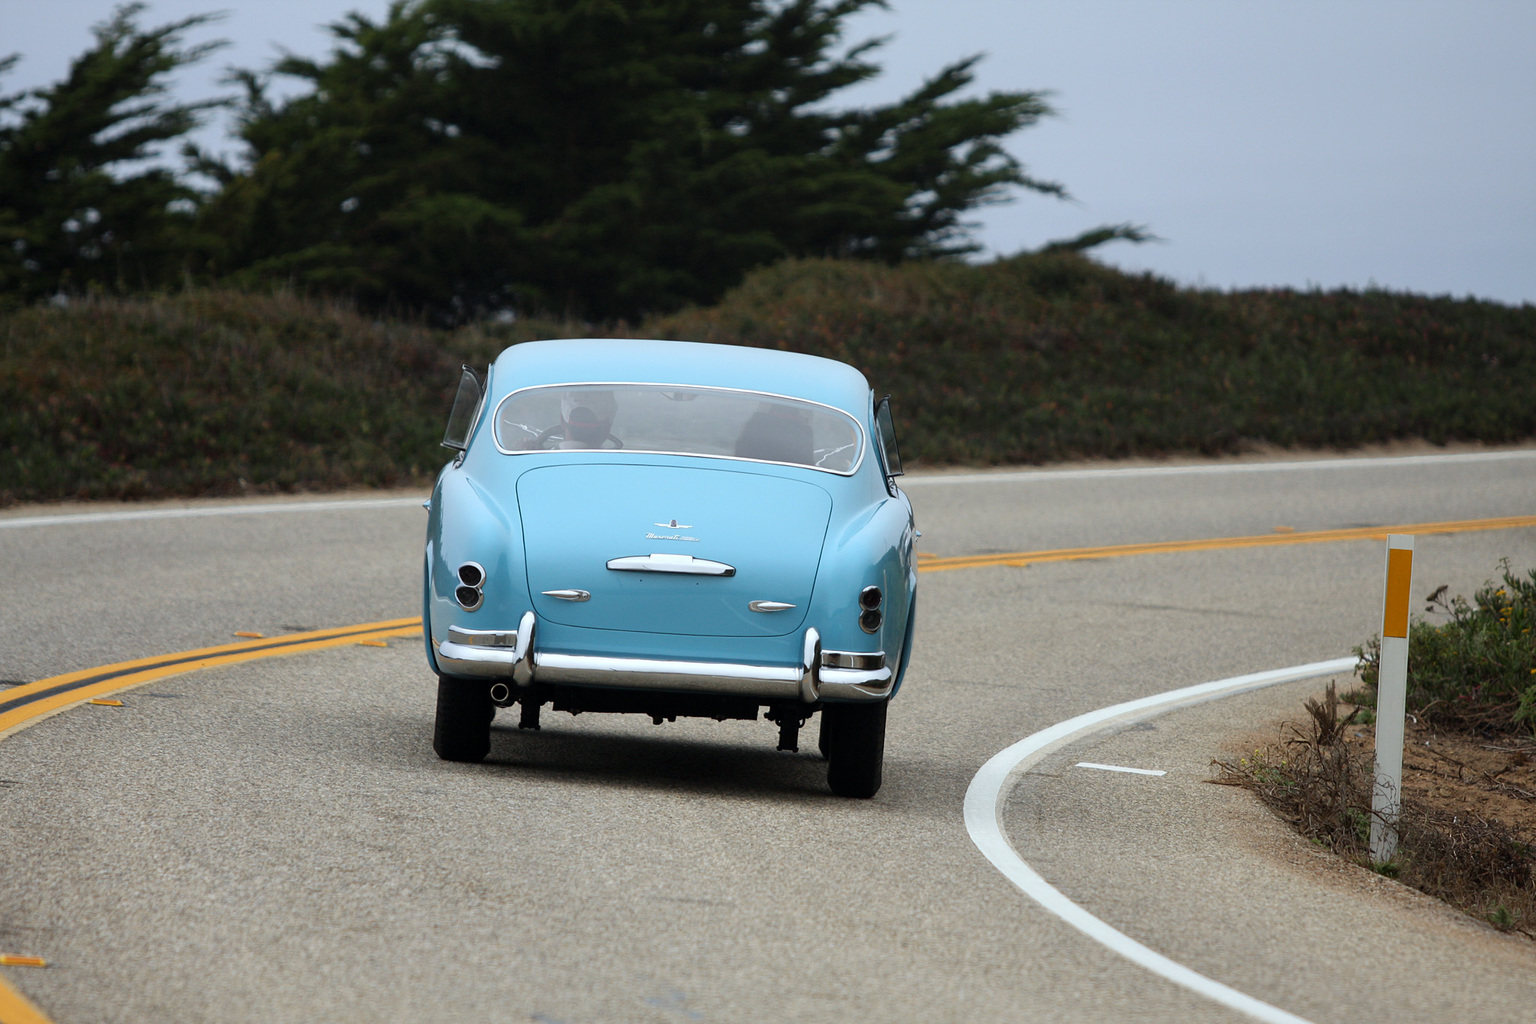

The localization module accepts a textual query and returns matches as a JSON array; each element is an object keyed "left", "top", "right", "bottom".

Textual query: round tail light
[{"left": 454, "top": 561, "right": 485, "bottom": 611}]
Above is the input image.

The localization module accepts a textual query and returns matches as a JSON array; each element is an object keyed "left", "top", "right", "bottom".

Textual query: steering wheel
[{"left": 529, "top": 425, "right": 623, "bottom": 449}]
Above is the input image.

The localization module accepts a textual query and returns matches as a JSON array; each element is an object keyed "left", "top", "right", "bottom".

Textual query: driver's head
[{"left": 560, "top": 390, "right": 617, "bottom": 447}]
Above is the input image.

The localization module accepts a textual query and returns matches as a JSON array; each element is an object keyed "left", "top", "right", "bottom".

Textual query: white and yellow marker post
[{"left": 1370, "top": 534, "right": 1414, "bottom": 864}]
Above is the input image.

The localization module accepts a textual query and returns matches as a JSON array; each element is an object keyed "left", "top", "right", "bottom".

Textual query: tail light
[
  {"left": 455, "top": 562, "right": 485, "bottom": 611},
  {"left": 859, "top": 585, "right": 883, "bottom": 633}
]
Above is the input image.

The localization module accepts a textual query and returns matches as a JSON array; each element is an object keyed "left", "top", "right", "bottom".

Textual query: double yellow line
[
  {"left": 916, "top": 514, "right": 1536, "bottom": 574},
  {"left": 0, "top": 618, "right": 424, "bottom": 1024},
  {"left": 0, "top": 618, "right": 422, "bottom": 741}
]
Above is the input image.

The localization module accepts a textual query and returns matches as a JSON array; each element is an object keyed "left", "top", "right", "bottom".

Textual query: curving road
[{"left": 1, "top": 449, "right": 1534, "bottom": 1023}]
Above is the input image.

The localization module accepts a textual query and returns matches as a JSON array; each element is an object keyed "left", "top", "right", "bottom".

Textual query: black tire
[
  {"left": 433, "top": 674, "right": 494, "bottom": 762},
  {"left": 823, "top": 700, "right": 888, "bottom": 798}
]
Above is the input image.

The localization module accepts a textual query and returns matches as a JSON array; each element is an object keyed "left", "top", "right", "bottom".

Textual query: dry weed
[{"left": 1213, "top": 683, "right": 1536, "bottom": 935}]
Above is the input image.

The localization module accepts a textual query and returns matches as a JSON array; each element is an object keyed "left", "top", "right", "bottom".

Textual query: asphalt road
[{"left": 1, "top": 449, "right": 1534, "bottom": 1023}]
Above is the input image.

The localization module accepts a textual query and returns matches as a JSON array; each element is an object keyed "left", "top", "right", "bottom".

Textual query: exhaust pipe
[{"left": 488, "top": 682, "right": 514, "bottom": 706}]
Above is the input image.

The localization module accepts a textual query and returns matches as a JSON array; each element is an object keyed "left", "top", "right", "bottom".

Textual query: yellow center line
[
  {"left": 0, "top": 617, "right": 424, "bottom": 1024},
  {"left": 0, "top": 984, "right": 50, "bottom": 1024},
  {"left": 916, "top": 514, "right": 1536, "bottom": 573},
  {"left": 0, "top": 617, "right": 423, "bottom": 741}
]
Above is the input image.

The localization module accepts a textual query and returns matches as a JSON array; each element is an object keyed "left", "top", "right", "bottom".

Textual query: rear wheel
[
  {"left": 823, "top": 700, "right": 888, "bottom": 798},
  {"left": 433, "top": 674, "right": 493, "bottom": 762}
]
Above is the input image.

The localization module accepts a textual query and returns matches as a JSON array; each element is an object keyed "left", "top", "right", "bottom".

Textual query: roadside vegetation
[
  {"left": 1214, "top": 563, "right": 1536, "bottom": 936},
  {"left": 4, "top": 252, "right": 1536, "bottom": 506},
  {"left": 0, "top": 290, "right": 485, "bottom": 503},
  {"left": 1355, "top": 560, "right": 1536, "bottom": 733},
  {"left": 651, "top": 254, "right": 1536, "bottom": 464}
]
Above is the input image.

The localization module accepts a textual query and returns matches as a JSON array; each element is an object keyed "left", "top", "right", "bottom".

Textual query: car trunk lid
[{"left": 517, "top": 463, "right": 831, "bottom": 637}]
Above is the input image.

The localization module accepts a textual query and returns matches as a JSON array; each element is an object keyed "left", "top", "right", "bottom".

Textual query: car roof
[{"left": 491, "top": 339, "right": 872, "bottom": 416}]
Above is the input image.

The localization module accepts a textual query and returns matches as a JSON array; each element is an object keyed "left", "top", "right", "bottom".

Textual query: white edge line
[
  {"left": 964, "top": 655, "right": 1357, "bottom": 1024},
  {"left": 6, "top": 450, "right": 1528, "bottom": 529},
  {"left": 904, "top": 448, "right": 1536, "bottom": 486},
  {"left": 0, "top": 496, "right": 427, "bottom": 530}
]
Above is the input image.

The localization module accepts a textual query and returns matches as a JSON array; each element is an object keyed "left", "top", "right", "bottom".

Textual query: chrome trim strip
[
  {"left": 447, "top": 625, "right": 518, "bottom": 648},
  {"left": 436, "top": 641, "right": 518, "bottom": 676},
  {"left": 820, "top": 650, "right": 885, "bottom": 671},
  {"left": 818, "top": 666, "right": 894, "bottom": 700},
  {"left": 542, "top": 589, "right": 591, "bottom": 601},
  {"left": 748, "top": 600, "right": 796, "bottom": 612},
  {"left": 489, "top": 381, "right": 866, "bottom": 476},
  {"left": 434, "top": 619, "right": 889, "bottom": 701},
  {"left": 607, "top": 553, "right": 736, "bottom": 576},
  {"left": 800, "top": 628, "right": 821, "bottom": 703},
  {"left": 512, "top": 610, "right": 536, "bottom": 686},
  {"left": 533, "top": 652, "right": 804, "bottom": 698},
  {"left": 437, "top": 608, "right": 537, "bottom": 681}
]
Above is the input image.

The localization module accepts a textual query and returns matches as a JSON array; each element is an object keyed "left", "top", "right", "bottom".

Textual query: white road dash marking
[
  {"left": 903, "top": 448, "right": 1536, "bottom": 486},
  {"left": 966, "top": 655, "right": 1356, "bottom": 1024},
  {"left": 1075, "top": 762, "right": 1167, "bottom": 776}
]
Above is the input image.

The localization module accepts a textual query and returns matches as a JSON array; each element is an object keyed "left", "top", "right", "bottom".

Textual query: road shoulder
[{"left": 1000, "top": 674, "right": 1536, "bottom": 1024}]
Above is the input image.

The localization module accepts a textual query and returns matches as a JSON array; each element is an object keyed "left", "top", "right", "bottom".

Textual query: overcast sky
[{"left": 3, "top": 1, "right": 1532, "bottom": 304}]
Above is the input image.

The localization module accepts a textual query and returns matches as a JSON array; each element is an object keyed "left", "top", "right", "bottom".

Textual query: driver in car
[{"left": 557, "top": 390, "right": 618, "bottom": 448}]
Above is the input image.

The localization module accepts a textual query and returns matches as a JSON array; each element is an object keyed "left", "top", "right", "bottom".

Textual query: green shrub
[
  {"left": 652, "top": 253, "right": 1536, "bottom": 466},
  {"left": 4, "top": 253, "right": 1536, "bottom": 505},
  {"left": 1355, "top": 560, "right": 1536, "bottom": 732},
  {"left": 0, "top": 291, "right": 538, "bottom": 504}
]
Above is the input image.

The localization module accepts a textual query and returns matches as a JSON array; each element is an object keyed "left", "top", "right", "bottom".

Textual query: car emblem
[{"left": 646, "top": 517, "right": 700, "bottom": 542}]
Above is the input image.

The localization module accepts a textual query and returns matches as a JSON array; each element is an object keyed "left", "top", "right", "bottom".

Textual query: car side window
[
  {"left": 874, "top": 395, "right": 903, "bottom": 484},
  {"left": 442, "top": 365, "right": 485, "bottom": 451}
]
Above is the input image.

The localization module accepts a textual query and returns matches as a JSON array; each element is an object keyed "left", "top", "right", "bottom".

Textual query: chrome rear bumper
[{"left": 436, "top": 616, "right": 891, "bottom": 702}]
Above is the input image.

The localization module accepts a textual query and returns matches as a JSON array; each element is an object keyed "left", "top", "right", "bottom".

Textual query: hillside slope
[
  {"left": 652, "top": 254, "right": 1536, "bottom": 464},
  {"left": 3, "top": 254, "right": 1532, "bottom": 505}
]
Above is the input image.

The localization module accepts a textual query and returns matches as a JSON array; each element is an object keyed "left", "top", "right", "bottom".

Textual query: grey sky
[{"left": 3, "top": 1, "right": 1532, "bottom": 304}]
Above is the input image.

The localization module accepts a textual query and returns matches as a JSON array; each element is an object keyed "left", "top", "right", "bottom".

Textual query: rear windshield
[{"left": 492, "top": 383, "right": 863, "bottom": 474}]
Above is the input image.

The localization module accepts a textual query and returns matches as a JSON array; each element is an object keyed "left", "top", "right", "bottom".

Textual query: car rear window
[{"left": 492, "top": 383, "right": 864, "bottom": 474}]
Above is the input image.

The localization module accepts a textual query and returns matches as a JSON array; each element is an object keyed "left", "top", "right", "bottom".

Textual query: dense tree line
[
  {"left": 1, "top": 1, "right": 1117, "bottom": 320},
  {"left": 0, "top": 7, "right": 222, "bottom": 302}
]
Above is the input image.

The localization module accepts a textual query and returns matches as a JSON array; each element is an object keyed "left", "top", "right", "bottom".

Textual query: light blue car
[{"left": 423, "top": 339, "right": 916, "bottom": 797}]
